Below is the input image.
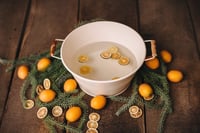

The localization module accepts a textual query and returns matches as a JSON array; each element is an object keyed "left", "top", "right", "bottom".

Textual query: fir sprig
[
  {"left": 0, "top": 41, "right": 88, "bottom": 133},
  {"left": 109, "top": 58, "right": 173, "bottom": 133},
  {"left": 0, "top": 40, "right": 173, "bottom": 133}
]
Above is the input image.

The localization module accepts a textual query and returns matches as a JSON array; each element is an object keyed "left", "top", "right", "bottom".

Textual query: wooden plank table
[{"left": 0, "top": 0, "right": 200, "bottom": 133}]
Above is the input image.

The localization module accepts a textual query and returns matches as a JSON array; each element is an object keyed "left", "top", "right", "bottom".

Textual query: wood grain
[
  {"left": 0, "top": 0, "right": 29, "bottom": 122},
  {"left": 139, "top": 0, "right": 200, "bottom": 132},
  {"left": 0, "top": 0, "right": 200, "bottom": 133},
  {"left": 79, "top": 0, "right": 145, "bottom": 133},
  {"left": 0, "top": 0, "right": 78, "bottom": 132}
]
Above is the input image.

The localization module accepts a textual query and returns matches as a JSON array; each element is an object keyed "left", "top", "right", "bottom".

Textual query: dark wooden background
[{"left": 0, "top": 0, "right": 200, "bottom": 133}]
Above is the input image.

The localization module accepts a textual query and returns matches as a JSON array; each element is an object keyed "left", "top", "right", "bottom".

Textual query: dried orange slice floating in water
[
  {"left": 80, "top": 65, "right": 92, "bottom": 75},
  {"left": 108, "top": 46, "right": 118, "bottom": 53},
  {"left": 78, "top": 55, "right": 89, "bottom": 63},
  {"left": 111, "top": 52, "right": 121, "bottom": 59},
  {"left": 118, "top": 56, "right": 130, "bottom": 65},
  {"left": 100, "top": 51, "right": 112, "bottom": 59}
]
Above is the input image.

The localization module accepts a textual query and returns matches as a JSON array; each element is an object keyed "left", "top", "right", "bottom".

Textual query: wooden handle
[
  {"left": 144, "top": 40, "right": 157, "bottom": 61},
  {"left": 150, "top": 40, "right": 157, "bottom": 57},
  {"left": 50, "top": 40, "right": 56, "bottom": 57}
]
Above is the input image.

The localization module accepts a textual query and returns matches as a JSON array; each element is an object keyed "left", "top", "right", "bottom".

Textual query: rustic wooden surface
[{"left": 0, "top": 0, "right": 200, "bottom": 133}]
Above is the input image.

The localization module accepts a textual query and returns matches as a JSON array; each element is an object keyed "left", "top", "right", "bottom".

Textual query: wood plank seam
[
  {"left": 185, "top": 0, "right": 200, "bottom": 59},
  {"left": 0, "top": 0, "right": 32, "bottom": 128}
]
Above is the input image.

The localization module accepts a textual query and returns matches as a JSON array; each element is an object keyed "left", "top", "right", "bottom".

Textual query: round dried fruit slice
[
  {"left": 86, "top": 128, "right": 98, "bottom": 133},
  {"left": 89, "top": 112, "right": 100, "bottom": 122},
  {"left": 130, "top": 108, "right": 143, "bottom": 119},
  {"left": 80, "top": 65, "right": 92, "bottom": 75},
  {"left": 100, "top": 51, "right": 112, "bottom": 59},
  {"left": 37, "top": 107, "right": 48, "bottom": 119},
  {"left": 118, "top": 56, "right": 130, "bottom": 65},
  {"left": 36, "top": 84, "right": 44, "bottom": 95},
  {"left": 52, "top": 106, "right": 63, "bottom": 117},
  {"left": 43, "top": 78, "right": 51, "bottom": 89},
  {"left": 129, "top": 105, "right": 139, "bottom": 115},
  {"left": 78, "top": 55, "right": 89, "bottom": 63},
  {"left": 108, "top": 46, "right": 118, "bottom": 53},
  {"left": 111, "top": 52, "right": 121, "bottom": 59},
  {"left": 143, "top": 94, "right": 155, "bottom": 101},
  {"left": 87, "top": 120, "right": 98, "bottom": 129},
  {"left": 24, "top": 99, "right": 34, "bottom": 109}
]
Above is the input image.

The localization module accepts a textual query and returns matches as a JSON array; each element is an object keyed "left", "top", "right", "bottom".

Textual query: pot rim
[{"left": 60, "top": 21, "right": 146, "bottom": 83}]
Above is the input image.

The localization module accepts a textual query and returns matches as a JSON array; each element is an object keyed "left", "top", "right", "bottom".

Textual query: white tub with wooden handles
[{"left": 50, "top": 21, "right": 156, "bottom": 96}]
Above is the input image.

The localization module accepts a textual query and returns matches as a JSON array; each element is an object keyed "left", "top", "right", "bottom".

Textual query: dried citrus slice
[
  {"left": 100, "top": 51, "right": 112, "bottom": 59},
  {"left": 87, "top": 120, "right": 98, "bottom": 129},
  {"left": 80, "top": 65, "right": 92, "bottom": 75},
  {"left": 129, "top": 106, "right": 143, "bottom": 118},
  {"left": 86, "top": 128, "right": 98, "bottom": 133},
  {"left": 78, "top": 55, "right": 89, "bottom": 63},
  {"left": 36, "top": 85, "right": 44, "bottom": 95},
  {"left": 89, "top": 112, "right": 100, "bottom": 122},
  {"left": 130, "top": 110, "right": 142, "bottom": 118},
  {"left": 111, "top": 52, "right": 121, "bottom": 59},
  {"left": 118, "top": 56, "right": 130, "bottom": 65},
  {"left": 43, "top": 78, "right": 51, "bottom": 89},
  {"left": 129, "top": 105, "right": 140, "bottom": 115},
  {"left": 143, "top": 94, "right": 154, "bottom": 101},
  {"left": 37, "top": 107, "right": 48, "bottom": 119},
  {"left": 24, "top": 99, "right": 34, "bottom": 109},
  {"left": 52, "top": 106, "right": 63, "bottom": 117},
  {"left": 108, "top": 46, "right": 118, "bottom": 53}
]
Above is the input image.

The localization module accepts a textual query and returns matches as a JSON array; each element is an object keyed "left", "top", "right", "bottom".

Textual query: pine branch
[
  {"left": 77, "top": 101, "right": 88, "bottom": 129},
  {"left": 20, "top": 78, "right": 31, "bottom": 107},
  {"left": 44, "top": 115, "right": 82, "bottom": 133},
  {"left": 115, "top": 78, "right": 139, "bottom": 116}
]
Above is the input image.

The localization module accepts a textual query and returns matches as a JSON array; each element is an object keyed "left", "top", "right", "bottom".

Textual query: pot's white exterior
[{"left": 60, "top": 21, "right": 146, "bottom": 96}]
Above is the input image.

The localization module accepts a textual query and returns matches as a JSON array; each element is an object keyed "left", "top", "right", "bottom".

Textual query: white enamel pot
[{"left": 50, "top": 21, "right": 156, "bottom": 96}]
